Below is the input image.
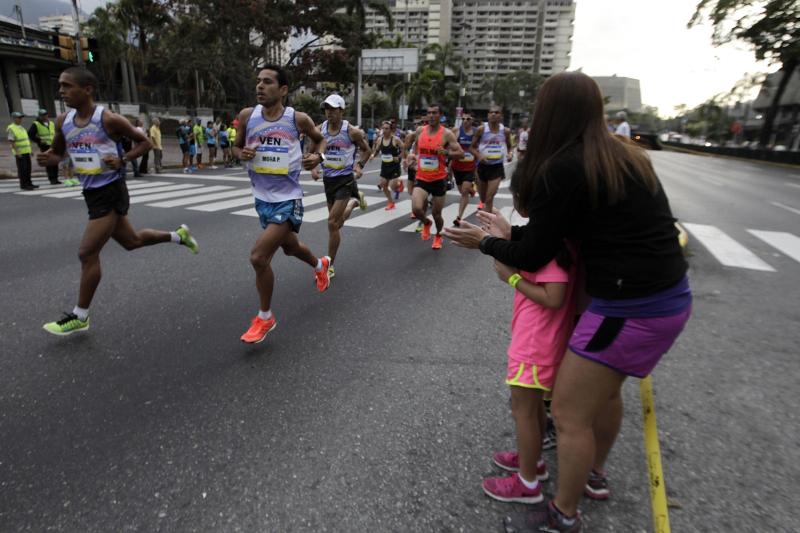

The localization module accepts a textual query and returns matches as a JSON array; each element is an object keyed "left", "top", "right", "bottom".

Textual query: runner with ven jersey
[{"left": 234, "top": 66, "right": 332, "bottom": 344}]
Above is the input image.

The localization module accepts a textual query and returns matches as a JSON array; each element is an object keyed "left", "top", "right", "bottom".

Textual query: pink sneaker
[
  {"left": 493, "top": 451, "right": 549, "bottom": 481},
  {"left": 482, "top": 472, "right": 543, "bottom": 504}
]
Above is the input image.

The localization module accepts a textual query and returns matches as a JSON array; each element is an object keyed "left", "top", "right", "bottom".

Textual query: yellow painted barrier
[{"left": 640, "top": 376, "right": 671, "bottom": 533}]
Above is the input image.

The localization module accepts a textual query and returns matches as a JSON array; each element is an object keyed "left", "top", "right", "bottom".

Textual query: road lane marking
[
  {"left": 683, "top": 223, "right": 775, "bottom": 271},
  {"left": 148, "top": 189, "right": 252, "bottom": 208},
  {"left": 785, "top": 182, "right": 800, "bottom": 189},
  {"left": 747, "top": 230, "right": 800, "bottom": 264},
  {"left": 131, "top": 185, "right": 234, "bottom": 204},
  {"left": 771, "top": 201, "right": 800, "bottom": 216}
]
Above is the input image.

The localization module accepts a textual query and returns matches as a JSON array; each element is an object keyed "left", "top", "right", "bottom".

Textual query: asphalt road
[{"left": 1, "top": 151, "right": 798, "bottom": 532}]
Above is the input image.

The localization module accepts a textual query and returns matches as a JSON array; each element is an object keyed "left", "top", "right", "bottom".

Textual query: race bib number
[
  {"left": 420, "top": 156, "right": 439, "bottom": 171},
  {"left": 69, "top": 151, "right": 102, "bottom": 175},
  {"left": 461, "top": 152, "right": 474, "bottom": 162},
  {"left": 323, "top": 152, "right": 347, "bottom": 170},
  {"left": 486, "top": 145, "right": 504, "bottom": 160},
  {"left": 381, "top": 153, "right": 395, "bottom": 163},
  {"left": 253, "top": 145, "right": 289, "bottom": 175}
]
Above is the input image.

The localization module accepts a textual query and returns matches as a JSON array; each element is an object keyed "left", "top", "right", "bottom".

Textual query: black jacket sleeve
[
  {"left": 28, "top": 124, "right": 40, "bottom": 145},
  {"left": 480, "top": 157, "right": 584, "bottom": 271}
]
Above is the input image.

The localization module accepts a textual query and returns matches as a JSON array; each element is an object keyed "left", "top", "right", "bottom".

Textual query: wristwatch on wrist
[{"left": 314, "top": 152, "right": 326, "bottom": 164}]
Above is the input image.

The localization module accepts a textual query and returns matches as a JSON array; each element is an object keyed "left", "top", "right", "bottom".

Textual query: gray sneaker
[{"left": 503, "top": 502, "right": 582, "bottom": 533}]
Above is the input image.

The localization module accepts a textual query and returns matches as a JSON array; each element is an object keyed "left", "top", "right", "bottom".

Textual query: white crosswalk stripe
[
  {"left": 747, "top": 230, "right": 800, "bottom": 265},
  {"left": 149, "top": 189, "right": 253, "bottom": 208},
  {"left": 229, "top": 192, "right": 329, "bottom": 218},
  {"left": 129, "top": 185, "right": 234, "bottom": 204},
  {"left": 346, "top": 199, "right": 413, "bottom": 228},
  {"left": 304, "top": 196, "right": 386, "bottom": 223},
  {"left": 683, "top": 223, "right": 775, "bottom": 272}
]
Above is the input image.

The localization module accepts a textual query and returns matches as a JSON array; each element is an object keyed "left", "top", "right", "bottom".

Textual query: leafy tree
[
  {"left": 83, "top": 6, "right": 129, "bottom": 100},
  {"left": 362, "top": 87, "right": 391, "bottom": 128},
  {"left": 690, "top": 0, "right": 800, "bottom": 147}
]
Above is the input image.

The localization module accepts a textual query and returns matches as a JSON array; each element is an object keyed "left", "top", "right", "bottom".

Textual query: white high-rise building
[
  {"left": 364, "top": 0, "right": 574, "bottom": 101},
  {"left": 365, "top": 0, "right": 453, "bottom": 48},
  {"left": 39, "top": 14, "right": 84, "bottom": 35}
]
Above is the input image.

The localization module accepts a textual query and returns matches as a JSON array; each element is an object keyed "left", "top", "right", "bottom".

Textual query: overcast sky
[
  {"left": 570, "top": 0, "right": 776, "bottom": 115},
  {"left": 77, "top": 0, "right": 775, "bottom": 116}
]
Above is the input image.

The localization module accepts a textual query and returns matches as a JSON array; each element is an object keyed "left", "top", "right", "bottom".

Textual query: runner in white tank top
[
  {"left": 469, "top": 104, "right": 513, "bottom": 215},
  {"left": 36, "top": 66, "right": 199, "bottom": 336},
  {"left": 233, "top": 66, "right": 333, "bottom": 344},
  {"left": 310, "top": 94, "right": 371, "bottom": 278}
]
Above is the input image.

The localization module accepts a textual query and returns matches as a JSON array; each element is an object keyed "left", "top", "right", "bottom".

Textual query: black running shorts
[
  {"left": 324, "top": 174, "right": 359, "bottom": 204},
  {"left": 83, "top": 179, "right": 130, "bottom": 220},
  {"left": 478, "top": 163, "right": 505, "bottom": 182},
  {"left": 416, "top": 179, "right": 447, "bottom": 197}
]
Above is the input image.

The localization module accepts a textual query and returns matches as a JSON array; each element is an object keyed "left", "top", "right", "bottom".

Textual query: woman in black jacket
[{"left": 445, "top": 72, "right": 691, "bottom": 532}]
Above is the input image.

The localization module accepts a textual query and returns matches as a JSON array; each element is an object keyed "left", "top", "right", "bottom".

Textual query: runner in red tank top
[{"left": 407, "top": 104, "right": 464, "bottom": 250}]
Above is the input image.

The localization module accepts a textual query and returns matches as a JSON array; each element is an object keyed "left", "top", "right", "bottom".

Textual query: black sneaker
[
  {"left": 539, "top": 502, "right": 582, "bottom": 532},
  {"left": 584, "top": 470, "right": 610, "bottom": 500},
  {"left": 502, "top": 502, "right": 581, "bottom": 533}
]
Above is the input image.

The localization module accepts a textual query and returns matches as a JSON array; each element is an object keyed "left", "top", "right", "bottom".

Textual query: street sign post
[{"left": 358, "top": 48, "right": 418, "bottom": 127}]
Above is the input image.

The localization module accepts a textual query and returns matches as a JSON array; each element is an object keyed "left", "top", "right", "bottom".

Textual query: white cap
[{"left": 322, "top": 94, "right": 346, "bottom": 109}]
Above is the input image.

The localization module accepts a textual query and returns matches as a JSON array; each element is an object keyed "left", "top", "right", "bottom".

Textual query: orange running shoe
[
  {"left": 432, "top": 234, "right": 443, "bottom": 250},
  {"left": 421, "top": 220, "right": 432, "bottom": 241},
  {"left": 240, "top": 315, "right": 277, "bottom": 343},
  {"left": 315, "top": 256, "right": 332, "bottom": 292},
  {"left": 397, "top": 180, "right": 405, "bottom": 193},
  {"left": 478, "top": 201, "right": 485, "bottom": 210},
  {"left": 385, "top": 202, "right": 396, "bottom": 210}
]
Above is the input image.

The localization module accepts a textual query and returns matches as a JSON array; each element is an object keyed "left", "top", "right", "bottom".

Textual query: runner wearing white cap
[{"left": 311, "top": 94, "right": 371, "bottom": 278}]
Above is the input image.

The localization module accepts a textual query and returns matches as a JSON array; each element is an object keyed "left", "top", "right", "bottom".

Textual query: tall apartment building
[
  {"left": 452, "top": 0, "right": 574, "bottom": 93},
  {"left": 364, "top": 0, "right": 574, "bottom": 97},
  {"left": 365, "top": 0, "right": 452, "bottom": 48}
]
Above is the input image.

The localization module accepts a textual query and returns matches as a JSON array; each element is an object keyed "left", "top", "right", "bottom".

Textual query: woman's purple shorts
[{"left": 568, "top": 307, "right": 691, "bottom": 378}]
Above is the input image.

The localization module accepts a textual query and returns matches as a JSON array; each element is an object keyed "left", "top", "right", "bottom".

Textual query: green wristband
[{"left": 508, "top": 273, "right": 522, "bottom": 288}]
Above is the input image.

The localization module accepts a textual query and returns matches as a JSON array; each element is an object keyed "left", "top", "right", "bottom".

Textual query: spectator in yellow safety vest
[
  {"left": 28, "top": 108, "right": 61, "bottom": 184},
  {"left": 7, "top": 111, "right": 36, "bottom": 190}
]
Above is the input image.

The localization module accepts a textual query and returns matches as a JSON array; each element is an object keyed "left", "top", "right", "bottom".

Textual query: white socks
[
  {"left": 314, "top": 259, "right": 323, "bottom": 272},
  {"left": 518, "top": 473, "right": 539, "bottom": 490},
  {"left": 170, "top": 231, "right": 181, "bottom": 243},
  {"left": 257, "top": 310, "right": 272, "bottom": 320},
  {"left": 73, "top": 306, "right": 89, "bottom": 320}
]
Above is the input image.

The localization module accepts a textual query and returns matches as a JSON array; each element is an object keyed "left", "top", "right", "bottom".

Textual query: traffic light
[
  {"left": 87, "top": 38, "right": 98, "bottom": 63},
  {"left": 52, "top": 34, "right": 76, "bottom": 61}
]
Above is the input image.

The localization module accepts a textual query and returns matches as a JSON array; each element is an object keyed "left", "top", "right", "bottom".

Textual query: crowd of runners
[{"left": 28, "top": 65, "right": 690, "bottom": 533}]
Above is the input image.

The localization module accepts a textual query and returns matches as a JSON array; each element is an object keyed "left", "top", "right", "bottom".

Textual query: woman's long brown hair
[{"left": 514, "top": 71, "right": 658, "bottom": 208}]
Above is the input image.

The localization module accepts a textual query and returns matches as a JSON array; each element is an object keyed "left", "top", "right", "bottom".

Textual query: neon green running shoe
[
  {"left": 43, "top": 312, "right": 89, "bottom": 336},
  {"left": 176, "top": 224, "right": 199, "bottom": 254},
  {"left": 328, "top": 266, "right": 335, "bottom": 279},
  {"left": 358, "top": 191, "right": 368, "bottom": 210},
  {"left": 415, "top": 221, "right": 424, "bottom": 233}
]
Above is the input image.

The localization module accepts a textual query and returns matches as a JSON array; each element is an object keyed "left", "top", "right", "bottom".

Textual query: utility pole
[
  {"left": 72, "top": 0, "right": 84, "bottom": 65},
  {"left": 13, "top": 1, "right": 26, "bottom": 39}
]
